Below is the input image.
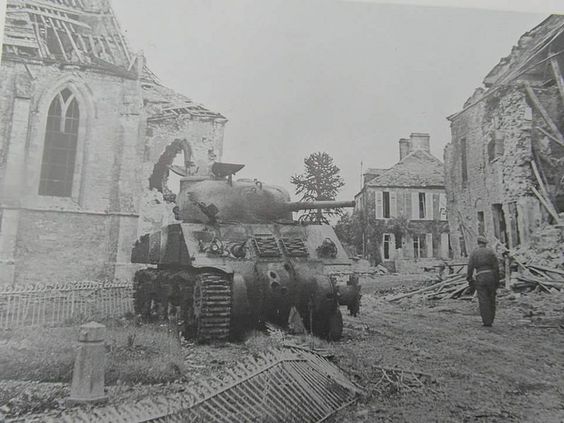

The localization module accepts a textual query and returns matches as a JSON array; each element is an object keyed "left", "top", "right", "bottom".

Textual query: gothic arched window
[{"left": 39, "top": 89, "right": 80, "bottom": 197}]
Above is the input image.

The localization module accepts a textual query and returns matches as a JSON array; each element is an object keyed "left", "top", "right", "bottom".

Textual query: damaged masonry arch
[{"left": 148, "top": 138, "right": 195, "bottom": 202}]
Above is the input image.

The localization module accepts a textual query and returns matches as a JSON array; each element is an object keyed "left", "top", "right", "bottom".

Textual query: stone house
[
  {"left": 0, "top": 0, "right": 226, "bottom": 285},
  {"left": 445, "top": 15, "right": 564, "bottom": 258},
  {"left": 354, "top": 133, "right": 450, "bottom": 272}
]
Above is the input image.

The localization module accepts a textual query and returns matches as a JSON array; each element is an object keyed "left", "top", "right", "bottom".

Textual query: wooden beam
[
  {"left": 524, "top": 81, "right": 564, "bottom": 146},
  {"left": 60, "top": 20, "right": 83, "bottom": 62},
  {"left": 530, "top": 160, "right": 552, "bottom": 203},
  {"left": 537, "top": 126, "right": 564, "bottom": 148},
  {"left": 40, "top": 15, "right": 69, "bottom": 62},
  {"left": 550, "top": 57, "right": 564, "bottom": 104},
  {"left": 531, "top": 186, "right": 562, "bottom": 223}
]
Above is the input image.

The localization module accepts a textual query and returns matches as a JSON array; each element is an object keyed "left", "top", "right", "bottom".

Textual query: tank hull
[{"left": 132, "top": 222, "right": 360, "bottom": 343}]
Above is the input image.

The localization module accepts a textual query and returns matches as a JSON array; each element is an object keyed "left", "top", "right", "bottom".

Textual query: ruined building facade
[
  {"left": 445, "top": 15, "right": 564, "bottom": 258},
  {"left": 0, "top": 0, "right": 226, "bottom": 285},
  {"left": 355, "top": 134, "right": 450, "bottom": 272}
]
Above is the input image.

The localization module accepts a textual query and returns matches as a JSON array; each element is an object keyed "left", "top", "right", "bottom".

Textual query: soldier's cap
[{"left": 477, "top": 236, "right": 488, "bottom": 245}]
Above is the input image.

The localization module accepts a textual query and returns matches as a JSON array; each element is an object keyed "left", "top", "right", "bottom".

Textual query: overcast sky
[{"left": 111, "top": 0, "right": 544, "bottom": 201}]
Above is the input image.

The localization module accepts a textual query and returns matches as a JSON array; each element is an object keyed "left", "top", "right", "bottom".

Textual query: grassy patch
[{"left": 0, "top": 319, "right": 185, "bottom": 385}]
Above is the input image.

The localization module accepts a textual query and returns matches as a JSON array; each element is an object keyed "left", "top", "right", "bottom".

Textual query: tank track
[{"left": 193, "top": 272, "right": 232, "bottom": 343}]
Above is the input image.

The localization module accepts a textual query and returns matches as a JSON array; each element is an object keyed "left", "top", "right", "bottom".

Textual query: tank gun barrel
[{"left": 284, "top": 200, "right": 355, "bottom": 212}]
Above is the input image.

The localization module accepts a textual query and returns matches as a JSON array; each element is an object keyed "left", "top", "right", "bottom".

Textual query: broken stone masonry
[
  {"left": 354, "top": 133, "right": 450, "bottom": 273},
  {"left": 445, "top": 15, "right": 564, "bottom": 273},
  {"left": 0, "top": 0, "right": 227, "bottom": 286}
]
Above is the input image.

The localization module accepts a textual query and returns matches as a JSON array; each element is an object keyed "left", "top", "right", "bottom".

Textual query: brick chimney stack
[
  {"left": 399, "top": 138, "right": 410, "bottom": 160},
  {"left": 409, "top": 133, "right": 431, "bottom": 153}
]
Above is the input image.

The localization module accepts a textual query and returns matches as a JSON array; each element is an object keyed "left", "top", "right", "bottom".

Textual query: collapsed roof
[
  {"left": 2, "top": 0, "right": 226, "bottom": 120},
  {"left": 2, "top": 0, "right": 134, "bottom": 75}
]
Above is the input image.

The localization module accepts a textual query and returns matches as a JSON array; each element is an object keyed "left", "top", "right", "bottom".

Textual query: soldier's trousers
[{"left": 475, "top": 272, "right": 498, "bottom": 326}]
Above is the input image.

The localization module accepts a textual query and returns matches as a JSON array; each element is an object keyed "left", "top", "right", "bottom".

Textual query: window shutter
[
  {"left": 390, "top": 191, "right": 397, "bottom": 218},
  {"left": 389, "top": 233, "right": 396, "bottom": 259},
  {"left": 375, "top": 191, "right": 383, "bottom": 218},
  {"left": 440, "top": 233, "right": 450, "bottom": 259},
  {"left": 411, "top": 192, "right": 419, "bottom": 220},
  {"left": 439, "top": 193, "right": 447, "bottom": 221},
  {"left": 425, "top": 193, "right": 434, "bottom": 220},
  {"left": 426, "top": 233, "right": 433, "bottom": 258}
]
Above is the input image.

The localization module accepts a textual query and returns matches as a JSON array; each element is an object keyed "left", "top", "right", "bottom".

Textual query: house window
[
  {"left": 488, "top": 131, "right": 505, "bottom": 162},
  {"left": 492, "top": 203, "right": 508, "bottom": 247},
  {"left": 419, "top": 193, "right": 426, "bottom": 219},
  {"left": 383, "top": 233, "right": 392, "bottom": 260},
  {"left": 413, "top": 234, "right": 426, "bottom": 259},
  {"left": 508, "top": 202, "right": 520, "bottom": 248},
  {"left": 383, "top": 192, "right": 390, "bottom": 218},
  {"left": 39, "top": 89, "right": 80, "bottom": 197},
  {"left": 460, "top": 138, "right": 468, "bottom": 185},
  {"left": 477, "top": 211, "right": 485, "bottom": 235}
]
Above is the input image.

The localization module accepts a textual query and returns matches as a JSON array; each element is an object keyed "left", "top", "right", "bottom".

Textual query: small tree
[{"left": 290, "top": 152, "right": 345, "bottom": 224}]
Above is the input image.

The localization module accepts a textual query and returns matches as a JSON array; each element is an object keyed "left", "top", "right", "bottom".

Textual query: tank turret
[{"left": 131, "top": 160, "right": 361, "bottom": 344}]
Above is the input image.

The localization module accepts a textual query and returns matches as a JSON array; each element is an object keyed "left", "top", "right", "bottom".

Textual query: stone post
[{"left": 67, "top": 322, "right": 108, "bottom": 405}]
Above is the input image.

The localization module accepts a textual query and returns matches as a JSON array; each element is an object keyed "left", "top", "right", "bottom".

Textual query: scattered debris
[
  {"left": 388, "top": 273, "right": 472, "bottom": 302},
  {"left": 371, "top": 365, "right": 435, "bottom": 394},
  {"left": 18, "top": 348, "right": 362, "bottom": 423}
]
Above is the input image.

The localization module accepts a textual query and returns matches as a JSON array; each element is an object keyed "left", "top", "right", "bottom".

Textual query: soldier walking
[{"left": 467, "top": 236, "right": 500, "bottom": 327}]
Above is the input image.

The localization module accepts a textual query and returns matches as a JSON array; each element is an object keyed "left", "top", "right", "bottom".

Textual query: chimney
[
  {"left": 409, "top": 133, "right": 430, "bottom": 153},
  {"left": 399, "top": 138, "right": 410, "bottom": 160}
]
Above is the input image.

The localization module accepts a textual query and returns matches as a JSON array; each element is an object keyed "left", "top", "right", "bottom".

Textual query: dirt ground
[
  {"left": 329, "top": 274, "right": 564, "bottom": 423},
  {"left": 2, "top": 273, "right": 564, "bottom": 422}
]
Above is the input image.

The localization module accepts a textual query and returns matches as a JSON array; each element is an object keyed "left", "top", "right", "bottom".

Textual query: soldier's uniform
[{"left": 467, "top": 236, "right": 500, "bottom": 326}]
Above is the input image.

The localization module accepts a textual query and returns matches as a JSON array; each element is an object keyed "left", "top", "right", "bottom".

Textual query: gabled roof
[
  {"left": 366, "top": 150, "right": 445, "bottom": 188},
  {"left": 2, "top": 0, "right": 134, "bottom": 75}
]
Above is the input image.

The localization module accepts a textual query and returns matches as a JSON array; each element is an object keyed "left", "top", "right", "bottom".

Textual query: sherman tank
[{"left": 131, "top": 162, "right": 361, "bottom": 343}]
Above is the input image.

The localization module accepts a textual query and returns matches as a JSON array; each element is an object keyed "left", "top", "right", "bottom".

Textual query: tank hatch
[{"left": 212, "top": 162, "right": 245, "bottom": 178}]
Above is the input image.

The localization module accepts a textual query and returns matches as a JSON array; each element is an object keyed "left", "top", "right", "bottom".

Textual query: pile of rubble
[
  {"left": 506, "top": 224, "right": 563, "bottom": 293},
  {"left": 388, "top": 273, "right": 472, "bottom": 302}
]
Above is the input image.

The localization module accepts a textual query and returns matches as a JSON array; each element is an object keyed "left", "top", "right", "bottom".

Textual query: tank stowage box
[{"left": 132, "top": 162, "right": 361, "bottom": 343}]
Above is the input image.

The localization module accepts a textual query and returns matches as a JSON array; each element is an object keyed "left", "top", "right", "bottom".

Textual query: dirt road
[{"left": 330, "top": 275, "right": 564, "bottom": 423}]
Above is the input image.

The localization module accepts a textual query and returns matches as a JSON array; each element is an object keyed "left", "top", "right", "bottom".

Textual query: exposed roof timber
[
  {"left": 3, "top": 0, "right": 133, "bottom": 70},
  {"left": 448, "top": 47, "right": 564, "bottom": 121},
  {"left": 448, "top": 17, "right": 564, "bottom": 121}
]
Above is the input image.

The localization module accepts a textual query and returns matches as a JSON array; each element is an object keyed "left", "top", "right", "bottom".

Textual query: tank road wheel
[
  {"left": 326, "top": 308, "right": 343, "bottom": 341},
  {"left": 193, "top": 273, "right": 232, "bottom": 343}
]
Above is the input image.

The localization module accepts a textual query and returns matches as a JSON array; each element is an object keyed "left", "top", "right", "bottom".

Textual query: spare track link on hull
[{"left": 194, "top": 272, "right": 232, "bottom": 343}]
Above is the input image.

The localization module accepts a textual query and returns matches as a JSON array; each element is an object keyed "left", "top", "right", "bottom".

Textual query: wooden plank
[
  {"left": 524, "top": 81, "right": 564, "bottom": 146},
  {"left": 537, "top": 126, "right": 564, "bottom": 148},
  {"left": 60, "top": 20, "right": 83, "bottom": 62},
  {"left": 531, "top": 186, "right": 561, "bottom": 223},
  {"left": 531, "top": 160, "right": 554, "bottom": 207},
  {"left": 550, "top": 57, "right": 564, "bottom": 104},
  {"left": 41, "top": 15, "right": 69, "bottom": 61}
]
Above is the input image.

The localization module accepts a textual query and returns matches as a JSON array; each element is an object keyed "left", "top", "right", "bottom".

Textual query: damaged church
[
  {"left": 445, "top": 15, "right": 564, "bottom": 262},
  {"left": 0, "top": 0, "right": 227, "bottom": 285}
]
